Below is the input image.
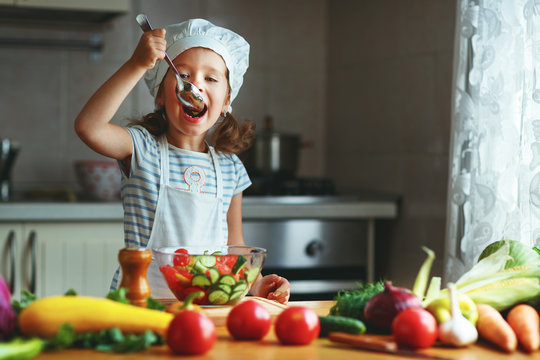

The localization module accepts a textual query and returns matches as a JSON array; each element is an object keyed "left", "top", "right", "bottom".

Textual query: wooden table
[{"left": 33, "top": 301, "right": 540, "bottom": 360}]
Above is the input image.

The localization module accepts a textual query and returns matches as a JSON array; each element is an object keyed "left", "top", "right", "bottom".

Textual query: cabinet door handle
[
  {"left": 24, "top": 231, "right": 37, "bottom": 294},
  {"left": 3, "top": 230, "right": 16, "bottom": 294}
]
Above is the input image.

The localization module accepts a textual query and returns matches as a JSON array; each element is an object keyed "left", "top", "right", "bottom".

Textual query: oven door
[{"left": 243, "top": 219, "right": 368, "bottom": 300}]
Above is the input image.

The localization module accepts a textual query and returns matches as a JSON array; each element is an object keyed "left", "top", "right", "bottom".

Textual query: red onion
[
  {"left": 0, "top": 275, "right": 15, "bottom": 339},
  {"left": 363, "top": 281, "right": 422, "bottom": 332}
]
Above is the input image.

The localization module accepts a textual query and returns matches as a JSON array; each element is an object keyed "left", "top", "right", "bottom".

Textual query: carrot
[
  {"left": 476, "top": 304, "right": 517, "bottom": 352},
  {"left": 507, "top": 304, "right": 540, "bottom": 352}
]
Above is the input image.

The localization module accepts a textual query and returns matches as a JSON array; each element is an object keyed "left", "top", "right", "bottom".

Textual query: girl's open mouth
[{"left": 183, "top": 104, "right": 208, "bottom": 119}]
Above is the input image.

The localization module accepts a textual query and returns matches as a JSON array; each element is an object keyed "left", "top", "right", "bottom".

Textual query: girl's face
[{"left": 157, "top": 47, "right": 230, "bottom": 150}]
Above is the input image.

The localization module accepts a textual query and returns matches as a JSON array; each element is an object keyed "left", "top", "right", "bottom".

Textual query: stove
[{"left": 244, "top": 176, "right": 336, "bottom": 197}]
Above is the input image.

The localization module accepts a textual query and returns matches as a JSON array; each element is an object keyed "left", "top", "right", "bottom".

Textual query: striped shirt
[{"left": 119, "top": 125, "right": 252, "bottom": 249}]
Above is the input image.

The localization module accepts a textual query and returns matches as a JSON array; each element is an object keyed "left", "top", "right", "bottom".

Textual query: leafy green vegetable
[
  {"left": 44, "top": 324, "right": 161, "bottom": 353},
  {"left": 329, "top": 281, "right": 384, "bottom": 320},
  {"left": 145, "top": 297, "right": 166, "bottom": 311},
  {"left": 105, "top": 287, "right": 165, "bottom": 311},
  {"left": 105, "top": 288, "right": 131, "bottom": 304},
  {"left": 11, "top": 290, "right": 37, "bottom": 314}
]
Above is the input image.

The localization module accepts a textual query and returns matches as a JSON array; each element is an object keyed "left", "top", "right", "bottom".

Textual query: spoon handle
[{"left": 135, "top": 14, "right": 182, "bottom": 82}]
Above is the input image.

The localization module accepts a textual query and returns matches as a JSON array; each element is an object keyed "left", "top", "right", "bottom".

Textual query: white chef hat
[{"left": 144, "top": 18, "right": 250, "bottom": 113}]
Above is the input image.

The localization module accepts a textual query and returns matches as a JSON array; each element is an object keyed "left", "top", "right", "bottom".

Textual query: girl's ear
[{"left": 222, "top": 93, "right": 231, "bottom": 114}]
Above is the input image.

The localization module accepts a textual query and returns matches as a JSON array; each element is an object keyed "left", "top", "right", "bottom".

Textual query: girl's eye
[
  {"left": 179, "top": 73, "right": 189, "bottom": 79},
  {"left": 206, "top": 76, "right": 218, "bottom": 82}
]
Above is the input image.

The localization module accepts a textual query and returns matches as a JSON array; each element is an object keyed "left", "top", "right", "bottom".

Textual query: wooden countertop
[{"left": 33, "top": 300, "right": 540, "bottom": 360}]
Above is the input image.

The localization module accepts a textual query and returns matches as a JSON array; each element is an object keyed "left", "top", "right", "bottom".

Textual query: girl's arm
[
  {"left": 227, "top": 192, "right": 245, "bottom": 245},
  {"left": 74, "top": 29, "right": 166, "bottom": 161}
]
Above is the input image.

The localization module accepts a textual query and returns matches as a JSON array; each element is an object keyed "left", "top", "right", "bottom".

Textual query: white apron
[{"left": 146, "top": 136, "right": 226, "bottom": 298}]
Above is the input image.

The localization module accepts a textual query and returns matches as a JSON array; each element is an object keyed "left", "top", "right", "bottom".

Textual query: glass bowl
[{"left": 153, "top": 245, "right": 267, "bottom": 306}]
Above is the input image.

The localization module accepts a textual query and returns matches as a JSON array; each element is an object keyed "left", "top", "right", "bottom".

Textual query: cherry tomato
[
  {"left": 166, "top": 310, "right": 216, "bottom": 355},
  {"left": 226, "top": 300, "right": 272, "bottom": 340},
  {"left": 173, "top": 248, "right": 190, "bottom": 267},
  {"left": 391, "top": 307, "right": 438, "bottom": 349},
  {"left": 274, "top": 306, "right": 320, "bottom": 345}
]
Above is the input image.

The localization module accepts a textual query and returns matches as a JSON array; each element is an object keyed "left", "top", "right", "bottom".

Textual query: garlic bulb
[{"left": 438, "top": 283, "right": 478, "bottom": 347}]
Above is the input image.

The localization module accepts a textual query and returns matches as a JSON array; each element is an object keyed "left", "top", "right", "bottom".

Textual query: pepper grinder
[{"left": 118, "top": 247, "right": 152, "bottom": 307}]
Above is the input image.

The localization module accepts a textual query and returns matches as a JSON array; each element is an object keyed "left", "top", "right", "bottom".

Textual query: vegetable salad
[{"left": 159, "top": 248, "right": 261, "bottom": 305}]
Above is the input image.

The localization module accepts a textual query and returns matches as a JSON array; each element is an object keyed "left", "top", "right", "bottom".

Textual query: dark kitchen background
[{"left": 0, "top": 0, "right": 455, "bottom": 288}]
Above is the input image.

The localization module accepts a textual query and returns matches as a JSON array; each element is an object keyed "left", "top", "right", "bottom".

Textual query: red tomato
[
  {"left": 274, "top": 306, "right": 320, "bottom": 345},
  {"left": 173, "top": 248, "right": 190, "bottom": 267},
  {"left": 391, "top": 308, "right": 438, "bottom": 349},
  {"left": 166, "top": 310, "right": 216, "bottom": 355},
  {"left": 226, "top": 300, "right": 272, "bottom": 340}
]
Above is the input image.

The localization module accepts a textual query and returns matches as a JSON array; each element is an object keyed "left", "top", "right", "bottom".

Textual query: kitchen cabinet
[{"left": 0, "top": 222, "right": 123, "bottom": 300}]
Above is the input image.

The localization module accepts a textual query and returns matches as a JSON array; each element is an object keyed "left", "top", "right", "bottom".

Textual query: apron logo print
[{"left": 182, "top": 165, "right": 214, "bottom": 194}]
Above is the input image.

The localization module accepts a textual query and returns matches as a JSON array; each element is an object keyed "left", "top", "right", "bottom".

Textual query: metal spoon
[{"left": 136, "top": 14, "right": 205, "bottom": 112}]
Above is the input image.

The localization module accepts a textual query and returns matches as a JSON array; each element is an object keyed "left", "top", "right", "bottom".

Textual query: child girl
[{"left": 75, "top": 18, "right": 290, "bottom": 303}]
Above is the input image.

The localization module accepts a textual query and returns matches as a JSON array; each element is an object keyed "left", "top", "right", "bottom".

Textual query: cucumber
[
  {"left": 193, "top": 259, "right": 208, "bottom": 273},
  {"left": 200, "top": 255, "right": 216, "bottom": 267},
  {"left": 219, "top": 274, "right": 237, "bottom": 286},
  {"left": 318, "top": 315, "right": 366, "bottom": 338},
  {"left": 233, "top": 281, "right": 248, "bottom": 292},
  {"left": 207, "top": 267, "right": 220, "bottom": 284},
  {"left": 217, "top": 284, "right": 232, "bottom": 294},
  {"left": 191, "top": 273, "right": 211, "bottom": 288},
  {"left": 229, "top": 289, "right": 245, "bottom": 301},
  {"left": 232, "top": 255, "right": 247, "bottom": 274},
  {"left": 208, "top": 289, "right": 229, "bottom": 305},
  {"left": 0, "top": 338, "right": 44, "bottom": 360},
  {"left": 244, "top": 267, "right": 260, "bottom": 283}
]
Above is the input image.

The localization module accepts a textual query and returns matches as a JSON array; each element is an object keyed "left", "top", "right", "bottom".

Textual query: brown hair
[{"left": 129, "top": 108, "right": 255, "bottom": 155}]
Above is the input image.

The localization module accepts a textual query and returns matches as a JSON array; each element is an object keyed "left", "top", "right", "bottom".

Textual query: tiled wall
[
  {"left": 1, "top": 0, "right": 457, "bottom": 286},
  {"left": 1, "top": 0, "right": 327, "bottom": 191},
  {"left": 326, "top": 0, "right": 456, "bottom": 286}
]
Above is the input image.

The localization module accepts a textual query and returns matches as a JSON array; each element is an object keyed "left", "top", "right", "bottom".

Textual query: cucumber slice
[
  {"left": 244, "top": 267, "right": 260, "bottom": 283},
  {"left": 232, "top": 255, "right": 247, "bottom": 274},
  {"left": 208, "top": 289, "right": 229, "bottom": 305},
  {"left": 233, "top": 282, "right": 248, "bottom": 292},
  {"left": 207, "top": 267, "right": 220, "bottom": 284},
  {"left": 193, "top": 259, "right": 208, "bottom": 273},
  {"left": 219, "top": 274, "right": 237, "bottom": 286},
  {"left": 191, "top": 273, "right": 211, "bottom": 288},
  {"left": 200, "top": 255, "right": 216, "bottom": 267},
  {"left": 217, "top": 284, "right": 232, "bottom": 294},
  {"left": 230, "top": 289, "right": 245, "bottom": 301}
]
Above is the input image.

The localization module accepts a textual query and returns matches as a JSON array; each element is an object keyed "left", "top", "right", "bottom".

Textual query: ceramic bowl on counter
[
  {"left": 74, "top": 160, "right": 121, "bottom": 201},
  {"left": 153, "top": 245, "right": 267, "bottom": 306}
]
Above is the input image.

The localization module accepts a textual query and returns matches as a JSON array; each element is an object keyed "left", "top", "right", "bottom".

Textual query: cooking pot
[{"left": 242, "top": 116, "right": 300, "bottom": 179}]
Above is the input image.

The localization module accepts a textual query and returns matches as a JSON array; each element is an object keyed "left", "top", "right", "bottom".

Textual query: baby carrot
[
  {"left": 507, "top": 304, "right": 540, "bottom": 352},
  {"left": 476, "top": 304, "right": 517, "bottom": 352}
]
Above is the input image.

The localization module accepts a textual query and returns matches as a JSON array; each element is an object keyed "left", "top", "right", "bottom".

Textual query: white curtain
[{"left": 445, "top": 0, "right": 540, "bottom": 281}]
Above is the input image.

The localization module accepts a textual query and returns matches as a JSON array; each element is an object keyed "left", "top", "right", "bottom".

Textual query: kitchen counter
[
  {"left": 33, "top": 300, "right": 540, "bottom": 360},
  {"left": 0, "top": 194, "right": 398, "bottom": 222}
]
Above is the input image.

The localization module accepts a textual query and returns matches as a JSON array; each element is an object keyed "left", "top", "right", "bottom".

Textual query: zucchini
[
  {"left": 207, "top": 268, "right": 220, "bottom": 284},
  {"left": 208, "top": 290, "right": 229, "bottom": 305},
  {"left": 18, "top": 296, "right": 173, "bottom": 338},
  {"left": 219, "top": 275, "right": 237, "bottom": 286},
  {"left": 191, "top": 274, "right": 211, "bottom": 288},
  {"left": 232, "top": 256, "right": 247, "bottom": 274},
  {"left": 318, "top": 315, "right": 366, "bottom": 338}
]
